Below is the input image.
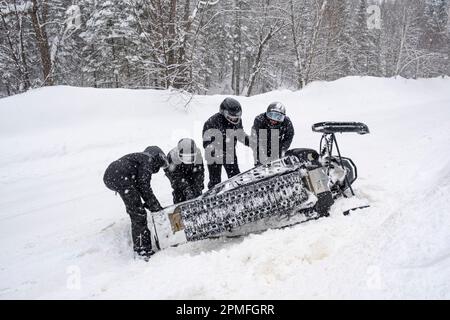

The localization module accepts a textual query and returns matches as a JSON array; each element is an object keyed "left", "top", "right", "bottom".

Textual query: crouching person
[
  {"left": 103, "top": 146, "right": 169, "bottom": 260},
  {"left": 165, "top": 138, "right": 204, "bottom": 204}
]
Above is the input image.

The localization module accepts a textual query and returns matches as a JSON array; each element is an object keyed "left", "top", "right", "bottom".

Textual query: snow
[{"left": 1, "top": 76, "right": 450, "bottom": 299}]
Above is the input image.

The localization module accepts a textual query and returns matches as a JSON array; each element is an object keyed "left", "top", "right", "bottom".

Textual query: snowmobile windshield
[
  {"left": 223, "top": 110, "right": 242, "bottom": 124},
  {"left": 266, "top": 111, "right": 285, "bottom": 123},
  {"left": 178, "top": 152, "right": 197, "bottom": 164}
]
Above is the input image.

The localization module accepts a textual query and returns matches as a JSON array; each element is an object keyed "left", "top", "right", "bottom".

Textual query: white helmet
[
  {"left": 177, "top": 138, "right": 198, "bottom": 164},
  {"left": 266, "top": 102, "right": 286, "bottom": 123}
]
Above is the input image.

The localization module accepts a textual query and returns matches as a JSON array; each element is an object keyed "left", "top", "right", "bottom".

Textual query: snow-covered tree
[{"left": 1, "top": 0, "right": 450, "bottom": 97}]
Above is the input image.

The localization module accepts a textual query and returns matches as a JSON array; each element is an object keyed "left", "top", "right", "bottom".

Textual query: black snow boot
[
  {"left": 135, "top": 248, "right": 155, "bottom": 262},
  {"left": 131, "top": 218, "right": 153, "bottom": 254}
]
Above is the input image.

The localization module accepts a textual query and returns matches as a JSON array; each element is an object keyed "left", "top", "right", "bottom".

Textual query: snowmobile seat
[
  {"left": 312, "top": 122, "right": 369, "bottom": 135},
  {"left": 285, "top": 148, "right": 320, "bottom": 167}
]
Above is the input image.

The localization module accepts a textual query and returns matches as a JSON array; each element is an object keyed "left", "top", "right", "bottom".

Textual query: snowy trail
[{"left": 0, "top": 77, "right": 449, "bottom": 299}]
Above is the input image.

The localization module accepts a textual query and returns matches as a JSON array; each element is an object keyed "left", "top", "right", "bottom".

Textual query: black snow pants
[
  {"left": 105, "top": 181, "right": 152, "bottom": 256},
  {"left": 207, "top": 162, "right": 240, "bottom": 189}
]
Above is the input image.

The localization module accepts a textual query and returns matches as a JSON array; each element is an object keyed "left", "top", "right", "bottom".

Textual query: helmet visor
[
  {"left": 266, "top": 111, "right": 285, "bottom": 122},
  {"left": 178, "top": 152, "right": 197, "bottom": 164},
  {"left": 223, "top": 110, "right": 242, "bottom": 124}
]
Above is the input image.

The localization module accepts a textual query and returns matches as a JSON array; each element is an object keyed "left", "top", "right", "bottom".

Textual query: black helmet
[
  {"left": 177, "top": 138, "right": 198, "bottom": 164},
  {"left": 266, "top": 102, "right": 286, "bottom": 123},
  {"left": 143, "top": 146, "right": 169, "bottom": 171},
  {"left": 220, "top": 97, "right": 242, "bottom": 124}
]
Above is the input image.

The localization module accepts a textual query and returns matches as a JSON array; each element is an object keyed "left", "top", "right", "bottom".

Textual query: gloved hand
[
  {"left": 193, "top": 186, "right": 203, "bottom": 197},
  {"left": 184, "top": 187, "right": 196, "bottom": 200},
  {"left": 144, "top": 202, "right": 163, "bottom": 212}
]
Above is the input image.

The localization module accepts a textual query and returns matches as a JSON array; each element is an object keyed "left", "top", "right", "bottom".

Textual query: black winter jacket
[
  {"left": 202, "top": 113, "right": 249, "bottom": 163},
  {"left": 251, "top": 113, "right": 295, "bottom": 161},
  {"left": 103, "top": 146, "right": 163, "bottom": 211},
  {"left": 164, "top": 147, "right": 204, "bottom": 194}
]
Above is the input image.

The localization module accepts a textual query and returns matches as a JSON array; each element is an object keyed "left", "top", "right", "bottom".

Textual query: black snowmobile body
[{"left": 153, "top": 122, "right": 369, "bottom": 248}]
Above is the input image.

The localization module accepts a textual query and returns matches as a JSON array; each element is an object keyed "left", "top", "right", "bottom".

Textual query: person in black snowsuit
[
  {"left": 165, "top": 138, "right": 205, "bottom": 204},
  {"left": 103, "top": 146, "right": 169, "bottom": 260},
  {"left": 252, "top": 102, "right": 295, "bottom": 165},
  {"left": 202, "top": 98, "right": 250, "bottom": 189}
]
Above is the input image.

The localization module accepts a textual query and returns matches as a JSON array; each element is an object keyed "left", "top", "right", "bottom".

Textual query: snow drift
[{"left": 0, "top": 76, "right": 449, "bottom": 299}]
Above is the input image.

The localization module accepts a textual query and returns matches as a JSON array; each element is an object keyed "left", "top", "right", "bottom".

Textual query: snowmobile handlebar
[{"left": 312, "top": 122, "right": 370, "bottom": 135}]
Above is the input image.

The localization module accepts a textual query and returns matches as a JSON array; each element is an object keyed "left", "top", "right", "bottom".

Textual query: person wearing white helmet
[
  {"left": 165, "top": 138, "right": 205, "bottom": 204},
  {"left": 251, "top": 102, "right": 295, "bottom": 165}
]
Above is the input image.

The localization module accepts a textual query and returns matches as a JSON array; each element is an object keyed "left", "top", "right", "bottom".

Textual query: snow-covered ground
[{"left": 0, "top": 77, "right": 449, "bottom": 299}]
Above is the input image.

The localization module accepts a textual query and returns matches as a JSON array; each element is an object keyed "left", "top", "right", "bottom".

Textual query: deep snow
[{"left": 0, "top": 76, "right": 449, "bottom": 299}]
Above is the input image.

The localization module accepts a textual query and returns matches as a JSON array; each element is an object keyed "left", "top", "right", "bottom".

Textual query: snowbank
[{"left": 0, "top": 76, "right": 449, "bottom": 299}]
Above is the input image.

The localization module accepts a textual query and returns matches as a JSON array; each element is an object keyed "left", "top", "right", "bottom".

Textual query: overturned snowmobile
[{"left": 150, "top": 122, "right": 370, "bottom": 249}]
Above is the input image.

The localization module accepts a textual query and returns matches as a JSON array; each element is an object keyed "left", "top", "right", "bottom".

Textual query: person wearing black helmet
[
  {"left": 165, "top": 138, "right": 205, "bottom": 204},
  {"left": 251, "top": 102, "right": 295, "bottom": 165},
  {"left": 202, "top": 97, "right": 250, "bottom": 189},
  {"left": 103, "top": 146, "right": 169, "bottom": 260}
]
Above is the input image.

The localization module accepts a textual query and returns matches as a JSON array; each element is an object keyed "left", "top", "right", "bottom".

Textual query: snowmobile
[{"left": 149, "top": 122, "right": 370, "bottom": 250}]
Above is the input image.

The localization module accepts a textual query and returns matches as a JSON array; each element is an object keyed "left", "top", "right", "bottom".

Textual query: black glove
[
  {"left": 184, "top": 187, "right": 196, "bottom": 200},
  {"left": 193, "top": 186, "right": 203, "bottom": 197},
  {"left": 144, "top": 202, "right": 163, "bottom": 212}
]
